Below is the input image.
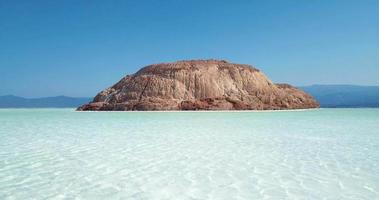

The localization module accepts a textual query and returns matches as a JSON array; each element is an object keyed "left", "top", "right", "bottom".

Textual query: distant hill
[
  {"left": 0, "top": 95, "right": 92, "bottom": 108},
  {"left": 1, "top": 84, "right": 378, "bottom": 108},
  {"left": 300, "top": 85, "right": 379, "bottom": 108}
]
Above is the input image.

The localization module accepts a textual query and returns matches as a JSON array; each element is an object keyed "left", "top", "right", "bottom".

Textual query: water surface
[{"left": 0, "top": 109, "right": 378, "bottom": 199}]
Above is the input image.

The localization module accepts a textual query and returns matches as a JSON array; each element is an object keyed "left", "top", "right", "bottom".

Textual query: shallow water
[{"left": 0, "top": 108, "right": 378, "bottom": 199}]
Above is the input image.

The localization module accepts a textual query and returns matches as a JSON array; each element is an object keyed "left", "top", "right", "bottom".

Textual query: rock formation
[{"left": 77, "top": 60, "right": 319, "bottom": 111}]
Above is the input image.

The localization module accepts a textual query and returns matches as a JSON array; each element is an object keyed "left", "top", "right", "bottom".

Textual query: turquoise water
[{"left": 0, "top": 109, "right": 378, "bottom": 199}]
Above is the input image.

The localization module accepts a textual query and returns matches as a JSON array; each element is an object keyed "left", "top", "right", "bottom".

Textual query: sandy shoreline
[{"left": 75, "top": 108, "right": 322, "bottom": 113}]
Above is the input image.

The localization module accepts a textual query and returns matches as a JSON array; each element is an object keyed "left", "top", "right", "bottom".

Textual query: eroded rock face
[{"left": 78, "top": 60, "right": 319, "bottom": 111}]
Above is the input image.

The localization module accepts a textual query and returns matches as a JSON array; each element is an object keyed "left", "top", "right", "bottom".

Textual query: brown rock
[{"left": 77, "top": 60, "right": 319, "bottom": 111}]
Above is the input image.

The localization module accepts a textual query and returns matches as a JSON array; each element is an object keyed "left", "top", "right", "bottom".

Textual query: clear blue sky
[{"left": 1, "top": 0, "right": 378, "bottom": 97}]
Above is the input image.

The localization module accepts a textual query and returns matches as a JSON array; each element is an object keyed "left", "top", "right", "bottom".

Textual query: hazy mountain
[
  {"left": 1, "top": 85, "right": 378, "bottom": 108},
  {"left": 0, "top": 95, "right": 92, "bottom": 108},
  {"left": 300, "top": 85, "right": 379, "bottom": 108}
]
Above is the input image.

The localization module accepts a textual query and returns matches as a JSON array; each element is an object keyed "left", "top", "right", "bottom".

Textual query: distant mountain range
[
  {"left": 0, "top": 85, "right": 378, "bottom": 108},
  {"left": 300, "top": 85, "right": 379, "bottom": 108},
  {"left": 0, "top": 95, "right": 91, "bottom": 108}
]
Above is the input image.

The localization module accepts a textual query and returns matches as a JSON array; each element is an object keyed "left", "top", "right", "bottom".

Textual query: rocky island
[{"left": 78, "top": 60, "right": 319, "bottom": 111}]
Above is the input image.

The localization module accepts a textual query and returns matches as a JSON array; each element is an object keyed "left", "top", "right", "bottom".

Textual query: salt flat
[{"left": 0, "top": 108, "right": 378, "bottom": 199}]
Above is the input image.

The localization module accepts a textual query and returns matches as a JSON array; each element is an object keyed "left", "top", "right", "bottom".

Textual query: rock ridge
[{"left": 78, "top": 59, "right": 319, "bottom": 111}]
